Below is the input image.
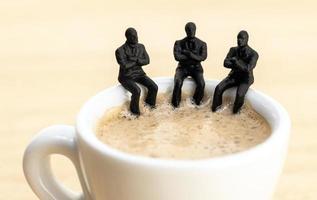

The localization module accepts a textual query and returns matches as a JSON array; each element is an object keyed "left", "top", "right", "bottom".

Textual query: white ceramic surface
[{"left": 23, "top": 77, "right": 291, "bottom": 200}]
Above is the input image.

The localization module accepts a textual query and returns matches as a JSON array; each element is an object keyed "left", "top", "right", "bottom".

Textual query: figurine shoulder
[
  {"left": 227, "top": 47, "right": 238, "bottom": 55},
  {"left": 250, "top": 47, "right": 259, "bottom": 57},
  {"left": 137, "top": 43, "right": 146, "bottom": 49},
  {"left": 230, "top": 47, "right": 238, "bottom": 52},
  {"left": 115, "top": 44, "right": 126, "bottom": 54},
  {"left": 195, "top": 38, "right": 207, "bottom": 46},
  {"left": 247, "top": 46, "right": 259, "bottom": 58},
  {"left": 174, "top": 39, "right": 183, "bottom": 45}
]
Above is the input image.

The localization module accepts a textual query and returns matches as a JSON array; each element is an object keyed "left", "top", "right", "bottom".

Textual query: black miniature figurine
[
  {"left": 115, "top": 27, "right": 158, "bottom": 116},
  {"left": 211, "top": 30, "right": 259, "bottom": 114},
  {"left": 171, "top": 22, "right": 207, "bottom": 107}
]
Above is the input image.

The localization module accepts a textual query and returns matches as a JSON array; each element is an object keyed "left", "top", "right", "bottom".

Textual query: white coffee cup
[{"left": 23, "top": 77, "right": 291, "bottom": 200}]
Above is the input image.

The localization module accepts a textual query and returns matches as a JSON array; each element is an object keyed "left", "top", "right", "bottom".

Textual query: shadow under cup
[{"left": 75, "top": 77, "right": 290, "bottom": 200}]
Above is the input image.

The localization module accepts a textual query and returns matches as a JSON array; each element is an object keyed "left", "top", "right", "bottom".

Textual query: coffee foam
[{"left": 96, "top": 93, "right": 271, "bottom": 160}]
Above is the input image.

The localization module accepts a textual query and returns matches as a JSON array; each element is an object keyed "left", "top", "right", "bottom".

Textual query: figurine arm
[
  {"left": 174, "top": 41, "right": 188, "bottom": 61},
  {"left": 235, "top": 52, "right": 259, "bottom": 72},
  {"left": 189, "top": 42, "right": 207, "bottom": 62},
  {"left": 223, "top": 48, "right": 236, "bottom": 68},
  {"left": 115, "top": 49, "right": 137, "bottom": 69},
  {"left": 234, "top": 59, "right": 248, "bottom": 72},
  {"left": 247, "top": 51, "right": 259, "bottom": 70},
  {"left": 137, "top": 45, "right": 150, "bottom": 66}
]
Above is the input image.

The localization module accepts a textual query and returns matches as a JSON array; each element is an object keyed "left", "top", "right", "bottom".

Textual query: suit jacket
[
  {"left": 224, "top": 45, "right": 259, "bottom": 84},
  {"left": 173, "top": 37, "right": 207, "bottom": 71},
  {"left": 115, "top": 42, "right": 149, "bottom": 80}
]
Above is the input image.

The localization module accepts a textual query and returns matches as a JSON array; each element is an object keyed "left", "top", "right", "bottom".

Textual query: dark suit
[
  {"left": 172, "top": 37, "right": 207, "bottom": 107},
  {"left": 212, "top": 45, "right": 259, "bottom": 113},
  {"left": 115, "top": 42, "right": 158, "bottom": 115}
]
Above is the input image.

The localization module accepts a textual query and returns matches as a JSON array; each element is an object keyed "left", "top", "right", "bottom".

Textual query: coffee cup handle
[{"left": 23, "top": 125, "right": 87, "bottom": 200}]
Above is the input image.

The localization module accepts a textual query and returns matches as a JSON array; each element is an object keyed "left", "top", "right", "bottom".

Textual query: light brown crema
[{"left": 96, "top": 93, "right": 271, "bottom": 160}]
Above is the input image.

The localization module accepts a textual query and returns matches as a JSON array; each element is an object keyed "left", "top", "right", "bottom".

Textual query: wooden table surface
[{"left": 1, "top": 0, "right": 316, "bottom": 199}]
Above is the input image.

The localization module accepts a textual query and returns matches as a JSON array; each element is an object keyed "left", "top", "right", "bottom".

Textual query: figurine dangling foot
[
  {"left": 145, "top": 102, "right": 156, "bottom": 110},
  {"left": 211, "top": 102, "right": 221, "bottom": 112}
]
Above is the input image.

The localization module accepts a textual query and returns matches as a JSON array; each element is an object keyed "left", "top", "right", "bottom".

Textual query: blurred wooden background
[{"left": 1, "top": 0, "right": 316, "bottom": 199}]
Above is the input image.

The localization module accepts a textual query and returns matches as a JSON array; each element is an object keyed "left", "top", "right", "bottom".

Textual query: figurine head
[
  {"left": 237, "top": 30, "right": 249, "bottom": 47},
  {"left": 125, "top": 27, "right": 138, "bottom": 45},
  {"left": 185, "top": 22, "right": 196, "bottom": 39}
]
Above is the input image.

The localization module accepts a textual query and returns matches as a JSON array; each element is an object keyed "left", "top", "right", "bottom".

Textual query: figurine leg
[
  {"left": 233, "top": 83, "right": 250, "bottom": 114},
  {"left": 136, "top": 76, "right": 158, "bottom": 108},
  {"left": 191, "top": 71, "right": 205, "bottom": 105},
  {"left": 211, "top": 77, "right": 236, "bottom": 112},
  {"left": 172, "top": 68, "right": 187, "bottom": 108},
  {"left": 119, "top": 79, "right": 141, "bottom": 116}
]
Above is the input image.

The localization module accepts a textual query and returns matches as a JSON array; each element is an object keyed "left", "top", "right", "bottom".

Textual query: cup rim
[{"left": 76, "top": 77, "right": 291, "bottom": 168}]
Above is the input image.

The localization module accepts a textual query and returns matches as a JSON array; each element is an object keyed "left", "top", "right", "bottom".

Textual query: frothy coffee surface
[{"left": 96, "top": 93, "right": 271, "bottom": 160}]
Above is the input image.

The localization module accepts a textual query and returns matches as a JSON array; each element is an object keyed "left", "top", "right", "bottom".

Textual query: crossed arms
[
  {"left": 115, "top": 44, "right": 150, "bottom": 70},
  {"left": 173, "top": 41, "right": 207, "bottom": 62},
  {"left": 224, "top": 47, "right": 258, "bottom": 72}
]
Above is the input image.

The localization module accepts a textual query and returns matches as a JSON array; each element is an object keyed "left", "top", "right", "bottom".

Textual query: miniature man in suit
[
  {"left": 171, "top": 22, "right": 207, "bottom": 108},
  {"left": 211, "top": 30, "right": 259, "bottom": 114},
  {"left": 115, "top": 27, "right": 158, "bottom": 116}
]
